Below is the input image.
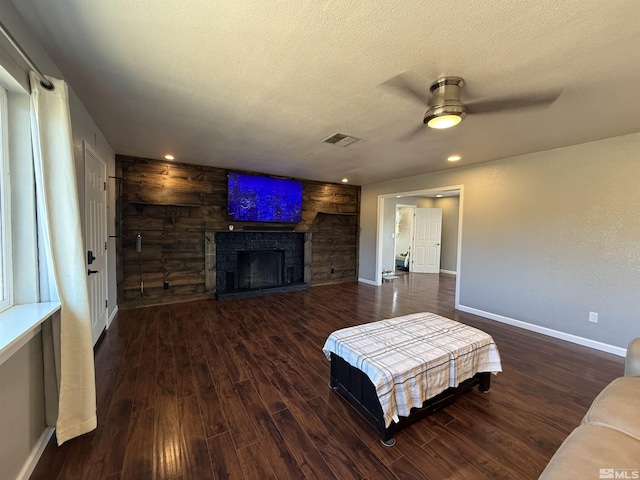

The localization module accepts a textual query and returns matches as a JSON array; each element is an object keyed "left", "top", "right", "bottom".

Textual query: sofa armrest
[{"left": 624, "top": 338, "right": 640, "bottom": 377}]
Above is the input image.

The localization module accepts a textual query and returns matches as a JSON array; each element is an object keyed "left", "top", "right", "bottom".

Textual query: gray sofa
[{"left": 539, "top": 338, "right": 640, "bottom": 479}]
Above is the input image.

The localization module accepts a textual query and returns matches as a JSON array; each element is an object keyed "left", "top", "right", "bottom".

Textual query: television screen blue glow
[{"left": 227, "top": 173, "right": 303, "bottom": 223}]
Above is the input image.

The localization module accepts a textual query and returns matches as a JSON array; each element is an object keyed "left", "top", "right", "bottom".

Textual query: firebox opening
[{"left": 237, "top": 250, "right": 285, "bottom": 289}]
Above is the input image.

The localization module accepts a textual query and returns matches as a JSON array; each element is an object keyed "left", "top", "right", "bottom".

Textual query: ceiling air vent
[{"left": 322, "top": 132, "right": 360, "bottom": 147}]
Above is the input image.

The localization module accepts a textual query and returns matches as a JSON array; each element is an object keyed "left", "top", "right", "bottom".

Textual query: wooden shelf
[
  {"left": 215, "top": 230, "right": 303, "bottom": 234},
  {"left": 318, "top": 211, "right": 358, "bottom": 216},
  {"left": 129, "top": 201, "right": 201, "bottom": 208}
]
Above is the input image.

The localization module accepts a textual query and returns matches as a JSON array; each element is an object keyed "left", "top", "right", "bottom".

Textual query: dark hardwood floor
[{"left": 31, "top": 273, "right": 624, "bottom": 479}]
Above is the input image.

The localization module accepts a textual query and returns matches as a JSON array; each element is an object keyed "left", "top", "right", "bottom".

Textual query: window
[{"left": 0, "top": 85, "right": 12, "bottom": 313}]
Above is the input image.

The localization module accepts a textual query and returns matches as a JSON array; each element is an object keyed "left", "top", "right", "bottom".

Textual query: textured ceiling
[{"left": 13, "top": 0, "right": 640, "bottom": 185}]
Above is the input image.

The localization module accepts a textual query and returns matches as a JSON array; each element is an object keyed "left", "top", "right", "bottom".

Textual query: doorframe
[
  {"left": 375, "top": 184, "right": 464, "bottom": 308},
  {"left": 393, "top": 204, "right": 416, "bottom": 273}
]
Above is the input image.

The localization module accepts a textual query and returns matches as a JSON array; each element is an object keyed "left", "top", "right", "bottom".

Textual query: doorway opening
[
  {"left": 393, "top": 205, "right": 415, "bottom": 274},
  {"left": 376, "top": 185, "right": 463, "bottom": 307}
]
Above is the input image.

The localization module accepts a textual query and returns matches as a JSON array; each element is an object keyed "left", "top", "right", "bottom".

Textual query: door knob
[
  {"left": 88, "top": 269, "right": 99, "bottom": 275},
  {"left": 87, "top": 250, "right": 96, "bottom": 264}
]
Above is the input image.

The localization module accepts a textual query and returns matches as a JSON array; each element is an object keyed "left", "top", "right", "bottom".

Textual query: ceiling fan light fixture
[
  {"left": 424, "top": 105, "right": 466, "bottom": 129},
  {"left": 423, "top": 76, "right": 466, "bottom": 129},
  {"left": 427, "top": 114, "right": 463, "bottom": 129}
]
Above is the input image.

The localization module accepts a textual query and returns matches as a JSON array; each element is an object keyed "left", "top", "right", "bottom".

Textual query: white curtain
[{"left": 29, "top": 73, "right": 97, "bottom": 445}]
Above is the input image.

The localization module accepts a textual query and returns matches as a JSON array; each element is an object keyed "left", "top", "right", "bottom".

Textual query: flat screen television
[{"left": 227, "top": 172, "right": 303, "bottom": 223}]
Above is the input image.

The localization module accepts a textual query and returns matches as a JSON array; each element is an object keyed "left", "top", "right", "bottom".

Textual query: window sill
[{"left": 0, "top": 302, "right": 61, "bottom": 367}]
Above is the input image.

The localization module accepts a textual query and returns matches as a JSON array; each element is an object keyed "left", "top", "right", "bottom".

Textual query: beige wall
[
  {"left": 360, "top": 132, "right": 640, "bottom": 349},
  {"left": 434, "top": 196, "right": 459, "bottom": 273},
  {"left": 0, "top": 335, "right": 45, "bottom": 480}
]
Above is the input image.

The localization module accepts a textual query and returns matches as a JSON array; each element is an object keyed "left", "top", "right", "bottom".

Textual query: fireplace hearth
[{"left": 213, "top": 232, "right": 309, "bottom": 299}]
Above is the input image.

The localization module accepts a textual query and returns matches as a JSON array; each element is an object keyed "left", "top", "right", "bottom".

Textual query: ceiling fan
[{"left": 381, "top": 73, "right": 561, "bottom": 139}]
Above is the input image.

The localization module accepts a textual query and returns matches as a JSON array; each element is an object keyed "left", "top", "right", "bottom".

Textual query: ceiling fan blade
[
  {"left": 397, "top": 122, "right": 429, "bottom": 142},
  {"left": 465, "top": 89, "right": 562, "bottom": 114},
  {"left": 380, "top": 72, "right": 431, "bottom": 105}
]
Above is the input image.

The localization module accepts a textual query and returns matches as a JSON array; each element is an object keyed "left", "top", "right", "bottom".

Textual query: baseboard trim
[
  {"left": 16, "top": 427, "right": 54, "bottom": 480},
  {"left": 457, "top": 304, "right": 627, "bottom": 357},
  {"left": 358, "top": 277, "right": 379, "bottom": 286},
  {"left": 107, "top": 305, "right": 119, "bottom": 328},
  {"left": 440, "top": 269, "right": 457, "bottom": 275}
]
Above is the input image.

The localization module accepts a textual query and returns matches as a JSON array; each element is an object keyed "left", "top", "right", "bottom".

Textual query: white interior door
[
  {"left": 85, "top": 142, "right": 108, "bottom": 345},
  {"left": 411, "top": 208, "right": 442, "bottom": 273}
]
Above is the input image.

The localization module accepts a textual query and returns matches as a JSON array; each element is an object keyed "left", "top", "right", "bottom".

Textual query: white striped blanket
[{"left": 322, "top": 312, "right": 502, "bottom": 427}]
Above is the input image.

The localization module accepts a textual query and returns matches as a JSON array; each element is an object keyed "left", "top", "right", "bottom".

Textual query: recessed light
[
  {"left": 164, "top": 154, "right": 175, "bottom": 160},
  {"left": 436, "top": 194, "right": 443, "bottom": 198},
  {"left": 447, "top": 155, "right": 461, "bottom": 162},
  {"left": 341, "top": 178, "right": 349, "bottom": 183}
]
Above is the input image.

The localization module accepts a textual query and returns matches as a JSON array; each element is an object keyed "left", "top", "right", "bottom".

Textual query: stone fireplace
[{"left": 208, "top": 231, "right": 311, "bottom": 299}]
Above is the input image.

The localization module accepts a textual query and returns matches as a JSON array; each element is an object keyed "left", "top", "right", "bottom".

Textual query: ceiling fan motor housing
[{"left": 423, "top": 76, "right": 467, "bottom": 125}]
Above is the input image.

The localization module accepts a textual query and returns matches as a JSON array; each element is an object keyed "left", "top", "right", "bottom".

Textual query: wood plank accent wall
[{"left": 116, "top": 155, "right": 360, "bottom": 308}]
